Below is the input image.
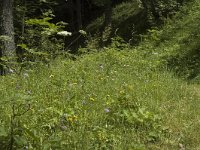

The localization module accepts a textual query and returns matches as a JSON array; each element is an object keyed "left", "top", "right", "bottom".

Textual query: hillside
[
  {"left": 143, "top": 0, "right": 200, "bottom": 81},
  {"left": 0, "top": 0, "right": 200, "bottom": 149}
]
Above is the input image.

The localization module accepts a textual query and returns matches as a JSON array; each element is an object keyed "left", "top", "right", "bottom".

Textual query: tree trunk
[
  {"left": 149, "top": 0, "right": 160, "bottom": 22},
  {"left": 140, "top": 0, "right": 148, "bottom": 10},
  {"left": 103, "top": 1, "right": 112, "bottom": 29},
  {"left": 75, "top": 0, "right": 82, "bottom": 30},
  {"left": 100, "top": 0, "right": 112, "bottom": 47},
  {"left": 0, "top": 0, "right": 16, "bottom": 75},
  {"left": 140, "top": 0, "right": 160, "bottom": 25}
]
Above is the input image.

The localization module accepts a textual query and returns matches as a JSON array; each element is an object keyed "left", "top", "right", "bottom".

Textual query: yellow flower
[
  {"left": 68, "top": 117, "right": 73, "bottom": 122},
  {"left": 90, "top": 97, "right": 95, "bottom": 101},
  {"left": 67, "top": 115, "right": 78, "bottom": 123},
  {"left": 49, "top": 74, "right": 54, "bottom": 78}
]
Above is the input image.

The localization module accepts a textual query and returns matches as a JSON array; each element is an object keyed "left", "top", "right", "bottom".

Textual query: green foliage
[
  {"left": 91, "top": 0, "right": 110, "bottom": 7},
  {"left": 17, "top": 11, "right": 69, "bottom": 64},
  {"left": 140, "top": 0, "right": 200, "bottom": 80},
  {"left": 78, "top": 33, "right": 100, "bottom": 54},
  {"left": 111, "top": 36, "right": 129, "bottom": 50}
]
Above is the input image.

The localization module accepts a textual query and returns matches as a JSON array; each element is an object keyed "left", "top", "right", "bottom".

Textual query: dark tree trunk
[
  {"left": 103, "top": 1, "right": 112, "bottom": 29},
  {"left": 75, "top": 0, "right": 82, "bottom": 30},
  {"left": 0, "top": 0, "right": 16, "bottom": 75},
  {"left": 71, "top": 0, "right": 82, "bottom": 31},
  {"left": 140, "top": 0, "right": 148, "bottom": 10},
  {"left": 140, "top": 0, "right": 161, "bottom": 25},
  {"left": 100, "top": 0, "right": 112, "bottom": 47},
  {"left": 149, "top": 0, "right": 160, "bottom": 22}
]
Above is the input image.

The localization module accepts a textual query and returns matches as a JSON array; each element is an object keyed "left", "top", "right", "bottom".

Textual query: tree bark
[
  {"left": 140, "top": 0, "right": 160, "bottom": 25},
  {"left": 75, "top": 0, "right": 82, "bottom": 30},
  {"left": 149, "top": 0, "right": 160, "bottom": 22},
  {"left": 103, "top": 1, "right": 112, "bottom": 29},
  {"left": 0, "top": 0, "right": 16, "bottom": 75},
  {"left": 100, "top": 0, "right": 112, "bottom": 47}
]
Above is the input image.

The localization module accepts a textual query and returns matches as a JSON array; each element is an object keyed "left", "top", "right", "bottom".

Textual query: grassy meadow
[
  {"left": 1, "top": 48, "right": 200, "bottom": 149},
  {"left": 1, "top": 0, "right": 200, "bottom": 149}
]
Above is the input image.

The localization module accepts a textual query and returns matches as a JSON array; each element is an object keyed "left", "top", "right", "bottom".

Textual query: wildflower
[
  {"left": 68, "top": 115, "right": 78, "bottom": 123},
  {"left": 9, "top": 69, "right": 14, "bottom": 73},
  {"left": 152, "top": 52, "right": 158, "bottom": 55},
  {"left": 104, "top": 108, "right": 110, "bottom": 113},
  {"left": 99, "top": 64, "right": 104, "bottom": 69},
  {"left": 79, "top": 30, "right": 87, "bottom": 35},
  {"left": 68, "top": 117, "right": 73, "bottom": 122},
  {"left": 60, "top": 125, "right": 68, "bottom": 131},
  {"left": 24, "top": 73, "right": 29, "bottom": 78},
  {"left": 106, "top": 101, "right": 110, "bottom": 105},
  {"left": 90, "top": 97, "right": 95, "bottom": 101},
  {"left": 49, "top": 74, "right": 54, "bottom": 78},
  {"left": 24, "top": 145, "right": 29, "bottom": 150},
  {"left": 57, "top": 31, "right": 72, "bottom": 36},
  {"left": 57, "top": 21, "right": 68, "bottom": 26}
]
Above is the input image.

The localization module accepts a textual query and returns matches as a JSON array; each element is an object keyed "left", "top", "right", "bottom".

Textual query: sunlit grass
[{"left": 0, "top": 49, "right": 200, "bottom": 149}]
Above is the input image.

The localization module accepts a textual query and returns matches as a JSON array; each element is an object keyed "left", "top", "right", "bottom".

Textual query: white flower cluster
[
  {"left": 57, "top": 31, "right": 72, "bottom": 36},
  {"left": 79, "top": 30, "right": 87, "bottom": 35}
]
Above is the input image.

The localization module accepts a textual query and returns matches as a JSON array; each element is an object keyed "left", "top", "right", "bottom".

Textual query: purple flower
[{"left": 60, "top": 125, "right": 68, "bottom": 131}]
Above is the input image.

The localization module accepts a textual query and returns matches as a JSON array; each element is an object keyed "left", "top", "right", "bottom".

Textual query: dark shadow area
[{"left": 166, "top": 37, "right": 200, "bottom": 80}]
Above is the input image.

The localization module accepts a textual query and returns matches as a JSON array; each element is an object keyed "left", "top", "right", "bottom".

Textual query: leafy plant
[{"left": 17, "top": 10, "right": 69, "bottom": 64}]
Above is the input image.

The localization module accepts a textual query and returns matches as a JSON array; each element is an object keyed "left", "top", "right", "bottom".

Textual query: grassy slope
[
  {"left": 142, "top": 0, "right": 200, "bottom": 81},
  {"left": 1, "top": 1, "right": 200, "bottom": 150}
]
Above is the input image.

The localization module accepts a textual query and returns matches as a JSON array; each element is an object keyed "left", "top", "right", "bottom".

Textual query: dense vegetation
[{"left": 0, "top": 0, "right": 200, "bottom": 149}]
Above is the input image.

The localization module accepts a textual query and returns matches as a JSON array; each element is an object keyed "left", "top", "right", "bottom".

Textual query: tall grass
[{"left": 0, "top": 48, "right": 200, "bottom": 149}]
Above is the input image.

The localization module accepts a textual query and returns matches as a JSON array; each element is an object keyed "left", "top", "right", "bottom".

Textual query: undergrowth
[{"left": 138, "top": 0, "right": 200, "bottom": 81}]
